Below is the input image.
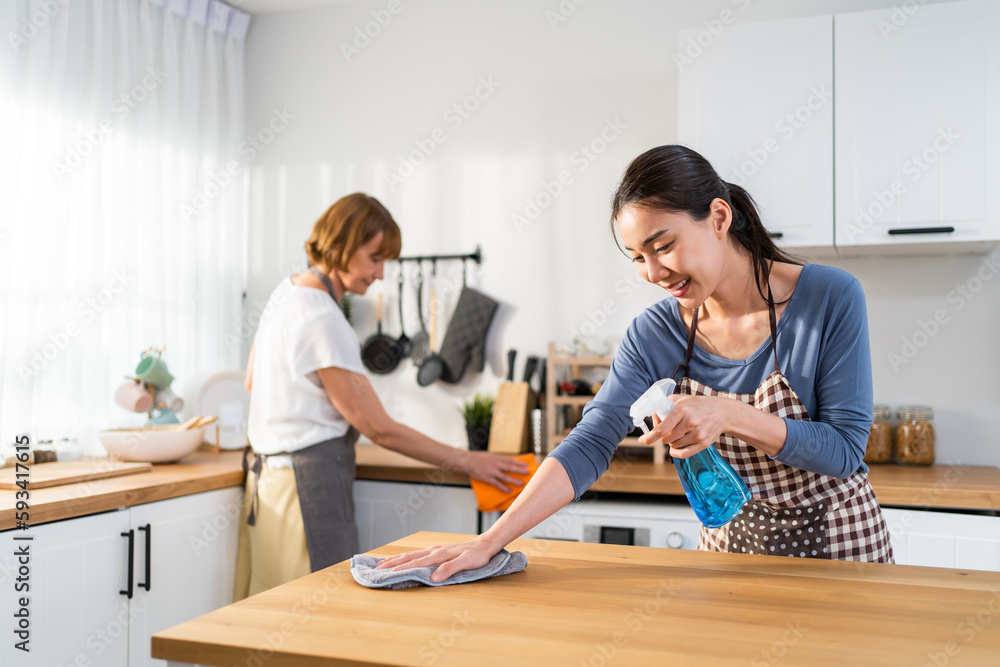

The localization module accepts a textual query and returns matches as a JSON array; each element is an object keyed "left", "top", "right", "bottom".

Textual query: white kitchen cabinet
[
  {"left": 127, "top": 487, "right": 242, "bottom": 667},
  {"left": 0, "top": 509, "right": 131, "bottom": 667},
  {"left": 0, "top": 487, "right": 242, "bottom": 667},
  {"left": 678, "top": 15, "right": 834, "bottom": 250},
  {"left": 834, "top": 0, "right": 1000, "bottom": 253},
  {"left": 880, "top": 507, "right": 1000, "bottom": 571},
  {"left": 353, "top": 480, "right": 478, "bottom": 553},
  {"left": 678, "top": 0, "right": 1000, "bottom": 255}
]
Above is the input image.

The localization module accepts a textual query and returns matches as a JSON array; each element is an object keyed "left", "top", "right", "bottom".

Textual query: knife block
[{"left": 488, "top": 382, "right": 535, "bottom": 455}]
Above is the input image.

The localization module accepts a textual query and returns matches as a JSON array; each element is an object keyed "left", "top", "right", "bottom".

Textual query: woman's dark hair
[{"left": 610, "top": 144, "right": 800, "bottom": 304}]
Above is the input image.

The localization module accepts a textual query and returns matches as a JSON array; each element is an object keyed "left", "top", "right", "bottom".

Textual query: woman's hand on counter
[
  {"left": 374, "top": 537, "right": 498, "bottom": 583},
  {"left": 460, "top": 451, "right": 529, "bottom": 493}
]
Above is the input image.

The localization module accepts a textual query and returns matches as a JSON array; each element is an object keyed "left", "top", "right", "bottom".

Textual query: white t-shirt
[{"left": 247, "top": 277, "right": 367, "bottom": 454}]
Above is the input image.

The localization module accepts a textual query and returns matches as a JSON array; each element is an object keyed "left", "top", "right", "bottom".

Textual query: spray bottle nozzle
[{"left": 629, "top": 378, "right": 677, "bottom": 428}]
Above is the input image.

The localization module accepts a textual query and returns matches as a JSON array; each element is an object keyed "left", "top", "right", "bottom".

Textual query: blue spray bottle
[{"left": 629, "top": 379, "right": 752, "bottom": 528}]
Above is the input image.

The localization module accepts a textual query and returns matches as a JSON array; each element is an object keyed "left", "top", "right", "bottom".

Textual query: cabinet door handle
[
  {"left": 768, "top": 231, "right": 784, "bottom": 239},
  {"left": 888, "top": 226, "right": 955, "bottom": 235},
  {"left": 137, "top": 524, "right": 151, "bottom": 592},
  {"left": 120, "top": 530, "right": 134, "bottom": 599}
]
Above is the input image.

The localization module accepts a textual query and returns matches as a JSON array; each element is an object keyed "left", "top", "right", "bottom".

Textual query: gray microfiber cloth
[{"left": 350, "top": 549, "right": 527, "bottom": 589}]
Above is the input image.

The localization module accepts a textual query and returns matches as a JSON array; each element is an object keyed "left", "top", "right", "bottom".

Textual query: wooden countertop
[
  {"left": 2, "top": 447, "right": 997, "bottom": 532},
  {"left": 153, "top": 530, "right": 1000, "bottom": 667},
  {"left": 0, "top": 451, "right": 245, "bottom": 531},
  {"left": 356, "top": 443, "right": 1000, "bottom": 511}
]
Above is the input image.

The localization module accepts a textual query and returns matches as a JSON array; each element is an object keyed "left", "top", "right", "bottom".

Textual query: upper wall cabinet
[
  {"left": 678, "top": 0, "right": 1000, "bottom": 255},
  {"left": 834, "top": 0, "right": 1000, "bottom": 253},
  {"left": 679, "top": 16, "right": 834, "bottom": 250}
]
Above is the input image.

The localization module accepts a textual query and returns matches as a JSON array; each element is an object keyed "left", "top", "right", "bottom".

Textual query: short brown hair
[{"left": 305, "top": 193, "right": 402, "bottom": 271}]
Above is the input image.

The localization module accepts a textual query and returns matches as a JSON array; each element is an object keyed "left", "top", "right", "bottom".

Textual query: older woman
[
  {"left": 235, "top": 193, "right": 526, "bottom": 599},
  {"left": 377, "top": 145, "right": 892, "bottom": 581}
]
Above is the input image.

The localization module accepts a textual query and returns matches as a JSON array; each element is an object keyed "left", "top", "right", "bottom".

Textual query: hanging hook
[
  {"left": 461, "top": 259, "right": 467, "bottom": 287},
  {"left": 431, "top": 258, "right": 437, "bottom": 277}
]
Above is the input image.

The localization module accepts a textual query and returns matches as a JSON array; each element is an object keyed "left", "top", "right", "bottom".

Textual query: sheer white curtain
[{"left": 0, "top": 0, "right": 251, "bottom": 454}]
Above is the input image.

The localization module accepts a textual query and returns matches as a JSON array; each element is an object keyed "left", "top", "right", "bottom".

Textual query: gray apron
[
  {"left": 243, "top": 266, "right": 364, "bottom": 572},
  {"left": 291, "top": 427, "right": 361, "bottom": 571},
  {"left": 243, "top": 428, "right": 360, "bottom": 572}
]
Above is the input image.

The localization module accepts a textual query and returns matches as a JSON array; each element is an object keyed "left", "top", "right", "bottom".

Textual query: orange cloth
[{"left": 470, "top": 453, "right": 540, "bottom": 512}]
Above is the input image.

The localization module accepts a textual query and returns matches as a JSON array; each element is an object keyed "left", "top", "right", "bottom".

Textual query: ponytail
[{"left": 610, "top": 145, "right": 800, "bottom": 304}]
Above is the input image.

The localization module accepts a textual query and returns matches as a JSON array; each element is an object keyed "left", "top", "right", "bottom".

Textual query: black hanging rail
[{"left": 396, "top": 245, "right": 482, "bottom": 267}]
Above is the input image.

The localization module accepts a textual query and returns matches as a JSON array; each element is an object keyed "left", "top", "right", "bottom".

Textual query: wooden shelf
[
  {"left": 546, "top": 342, "right": 666, "bottom": 463},
  {"left": 548, "top": 355, "right": 612, "bottom": 367},
  {"left": 550, "top": 395, "right": 594, "bottom": 406},
  {"left": 549, "top": 435, "right": 663, "bottom": 462}
]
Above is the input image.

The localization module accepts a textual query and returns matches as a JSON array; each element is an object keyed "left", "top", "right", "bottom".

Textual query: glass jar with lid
[
  {"left": 864, "top": 405, "right": 893, "bottom": 464},
  {"left": 32, "top": 439, "right": 58, "bottom": 463},
  {"left": 894, "top": 405, "right": 935, "bottom": 465}
]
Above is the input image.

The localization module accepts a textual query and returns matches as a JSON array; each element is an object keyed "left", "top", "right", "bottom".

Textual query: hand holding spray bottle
[{"left": 629, "top": 379, "right": 751, "bottom": 528}]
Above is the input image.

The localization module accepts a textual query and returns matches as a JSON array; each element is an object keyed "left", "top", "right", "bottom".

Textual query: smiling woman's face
[
  {"left": 339, "top": 231, "right": 387, "bottom": 296},
  {"left": 616, "top": 201, "right": 732, "bottom": 308}
]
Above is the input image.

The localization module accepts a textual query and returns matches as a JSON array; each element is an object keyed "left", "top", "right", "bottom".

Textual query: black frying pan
[{"left": 362, "top": 293, "right": 402, "bottom": 374}]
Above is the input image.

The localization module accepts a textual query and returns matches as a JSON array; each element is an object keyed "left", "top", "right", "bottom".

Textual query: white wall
[{"left": 242, "top": 0, "right": 1000, "bottom": 467}]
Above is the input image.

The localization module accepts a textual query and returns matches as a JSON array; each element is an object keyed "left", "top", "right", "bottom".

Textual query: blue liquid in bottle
[
  {"left": 673, "top": 446, "right": 752, "bottom": 528},
  {"left": 630, "top": 378, "right": 751, "bottom": 528}
]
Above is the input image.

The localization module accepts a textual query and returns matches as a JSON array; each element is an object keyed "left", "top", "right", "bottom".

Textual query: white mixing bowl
[{"left": 98, "top": 427, "right": 205, "bottom": 463}]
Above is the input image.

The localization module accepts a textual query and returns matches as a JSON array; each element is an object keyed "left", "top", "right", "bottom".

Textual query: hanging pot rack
[{"left": 395, "top": 245, "right": 482, "bottom": 269}]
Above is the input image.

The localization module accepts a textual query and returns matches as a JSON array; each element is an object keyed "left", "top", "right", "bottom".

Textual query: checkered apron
[{"left": 674, "top": 298, "right": 893, "bottom": 563}]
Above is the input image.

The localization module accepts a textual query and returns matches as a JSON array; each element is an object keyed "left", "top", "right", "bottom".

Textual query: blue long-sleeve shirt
[{"left": 549, "top": 264, "right": 874, "bottom": 500}]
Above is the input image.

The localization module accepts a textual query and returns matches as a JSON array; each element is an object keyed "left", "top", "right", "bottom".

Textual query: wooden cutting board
[
  {"left": 0, "top": 460, "right": 153, "bottom": 490},
  {"left": 488, "top": 382, "right": 534, "bottom": 454}
]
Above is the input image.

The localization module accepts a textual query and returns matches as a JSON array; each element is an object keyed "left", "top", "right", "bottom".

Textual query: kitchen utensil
[
  {"left": 135, "top": 349, "right": 174, "bottom": 389},
  {"left": 416, "top": 287, "right": 445, "bottom": 386},
  {"left": 114, "top": 380, "right": 153, "bottom": 413},
  {"left": 531, "top": 408, "right": 545, "bottom": 456},
  {"left": 522, "top": 355, "right": 539, "bottom": 385},
  {"left": 176, "top": 370, "right": 250, "bottom": 450},
  {"left": 179, "top": 416, "right": 203, "bottom": 430},
  {"left": 488, "top": 349, "right": 532, "bottom": 454},
  {"left": 396, "top": 269, "right": 412, "bottom": 359},
  {"left": 0, "top": 459, "right": 152, "bottom": 490},
  {"left": 410, "top": 264, "right": 430, "bottom": 365},
  {"left": 537, "top": 358, "right": 547, "bottom": 403},
  {"left": 362, "top": 292, "right": 402, "bottom": 374},
  {"left": 98, "top": 427, "right": 206, "bottom": 463}
]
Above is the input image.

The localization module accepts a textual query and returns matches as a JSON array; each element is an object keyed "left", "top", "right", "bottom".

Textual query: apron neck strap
[
  {"left": 677, "top": 267, "right": 782, "bottom": 379},
  {"left": 310, "top": 266, "right": 343, "bottom": 312}
]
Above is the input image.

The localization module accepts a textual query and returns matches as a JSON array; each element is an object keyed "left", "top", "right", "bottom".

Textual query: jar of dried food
[
  {"left": 32, "top": 439, "right": 58, "bottom": 464},
  {"left": 864, "top": 405, "right": 893, "bottom": 463},
  {"left": 895, "top": 405, "right": 935, "bottom": 465}
]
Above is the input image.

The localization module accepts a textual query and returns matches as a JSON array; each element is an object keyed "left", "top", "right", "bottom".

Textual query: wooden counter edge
[{"left": 0, "top": 452, "right": 245, "bottom": 531}]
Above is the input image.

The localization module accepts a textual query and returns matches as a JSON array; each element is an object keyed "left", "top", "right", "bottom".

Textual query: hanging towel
[
  {"left": 470, "top": 453, "right": 539, "bottom": 512},
  {"left": 350, "top": 549, "right": 527, "bottom": 589}
]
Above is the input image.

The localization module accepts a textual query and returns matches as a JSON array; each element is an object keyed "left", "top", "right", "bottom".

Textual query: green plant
[{"left": 460, "top": 393, "right": 495, "bottom": 427}]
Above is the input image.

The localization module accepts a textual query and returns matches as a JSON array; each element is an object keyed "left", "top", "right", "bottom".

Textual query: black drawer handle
[
  {"left": 120, "top": 530, "right": 134, "bottom": 599},
  {"left": 888, "top": 226, "right": 955, "bottom": 236},
  {"left": 138, "top": 524, "right": 151, "bottom": 592},
  {"left": 768, "top": 231, "right": 784, "bottom": 239}
]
